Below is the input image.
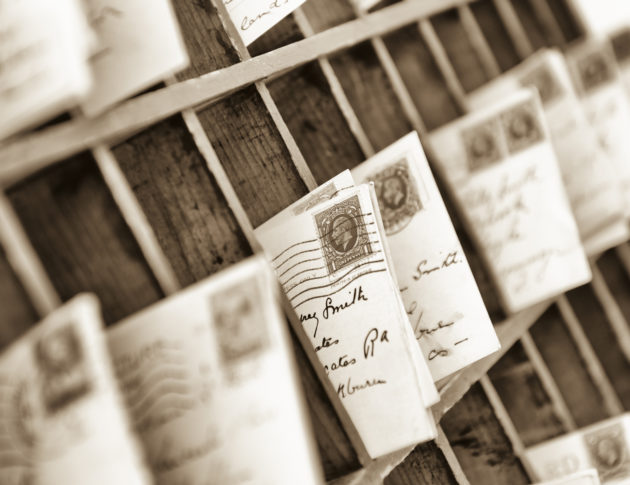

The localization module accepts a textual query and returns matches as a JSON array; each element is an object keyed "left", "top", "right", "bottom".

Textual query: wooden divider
[{"left": 0, "top": 0, "right": 629, "bottom": 483}]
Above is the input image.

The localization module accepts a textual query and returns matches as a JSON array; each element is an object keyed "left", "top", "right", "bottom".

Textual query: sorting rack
[{"left": 0, "top": 0, "right": 628, "bottom": 483}]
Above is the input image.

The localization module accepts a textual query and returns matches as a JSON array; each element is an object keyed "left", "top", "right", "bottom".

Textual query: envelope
[
  {"left": 0, "top": 294, "right": 151, "bottom": 485},
  {"left": 429, "top": 89, "right": 591, "bottom": 314},
  {"left": 526, "top": 414, "right": 630, "bottom": 484},
  {"left": 468, "top": 49, "right": 628, "bottom": 255},
  {"left": 565, "top": 40, "right": 630, "bottom": 222},
  {"left": 107, "top": 256, "right": 323, "bottom": 485},
  {"left": 255, "top": 182, "right": 437, "bottom": 458},
  {"left": 351, "top": 132, "right": 499, "bottom": 382}
]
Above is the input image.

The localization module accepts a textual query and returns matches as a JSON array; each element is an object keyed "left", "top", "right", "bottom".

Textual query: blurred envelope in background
[
  {"left": 0, "top": 0, "right": 92, "bottom": 140},
  {"left": 526, "top": 414, "right": 630, "bottom": 484},
  {"left": 108, "top": 256, "right": 323, "bottom": 485},
  {"left": 80, "top": 0, "right": 189, "bottom": 116},
  {"left": 565, "top": 40, "right": 630, "bottom": 224},
  {"left": 468, "top": 49, "right": 628, "bottom": 256},
  {"left": 534, "top": 469, "right": 601, "bottom": 485},
  {"left": 351, "top": 132, "right": 499, "bottom": 382},
  {"left": 0, "top": 294, "right": 151, "bottom": 485},
  {"left": 429, "top": 90, "right": 591, "bottom": 314},
  {"left": 222, "top": 0, "right": 308, "bottom": 46},
  {"left": 255, "top": 181, "right": 438, "bottom": 458}
]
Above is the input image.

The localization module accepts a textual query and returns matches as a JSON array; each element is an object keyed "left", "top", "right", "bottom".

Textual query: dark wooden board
[
  {"left": 567, "top": 285, "right": 630, "bottom": 409},
  {"left": 112, "top": 115, "right": 253, "bottom": 287},
  {"left": 488, "top": 340, "right": 566, "bottom": 446},
  {"left": 441, "top": 382, "right": 530, "bottom": 484},
  {"left": 0, "top": 249, "right": 38, "bottom": 350},
  {"left": 529, "top": 305, "right": 611, "bottom": 427},
  {"left": 6, "top": 153, "right": 163, "bottom": 325},
  {"left": 470, "top": 0, "right": 521, "bottom": 72},
  {"left": 384, "top": 441, "right": 458, "bottom": 485}
]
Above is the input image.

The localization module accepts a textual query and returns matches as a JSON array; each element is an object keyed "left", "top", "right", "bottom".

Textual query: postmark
[
  {"left": 211, "top": 278, "right": 268, "bottom": 365},
  {"left": 583, "top": 422, "right": 630, "bottom": 482},
  {"left": 461, "top": 118, "right": 503, "bottom": 171},
  {"left": 314, "top": 194, "right": 373, "bottom": 275},
  {"left": 369, "top": 158, "right": 423, "bottom": 235},
  {"left": 500, "top": 99, "right": 544, "bottom": 155},
  {"left": 519, "top": 63, "right": 563, "bottom": 105},
  {"left": 34, "top": 323, "right": 92, "bottom": 414},
  {"left": 576, "top": 50, "right": 614, "bottom": 93}
]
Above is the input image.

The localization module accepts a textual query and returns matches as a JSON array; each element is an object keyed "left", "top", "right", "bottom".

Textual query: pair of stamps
[{"left": 462, "top": 98, "right": 544, "bottom": 172}]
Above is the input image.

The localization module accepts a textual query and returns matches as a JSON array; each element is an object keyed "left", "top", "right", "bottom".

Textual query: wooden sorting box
[{"left": 0, "top": 0, "right": 628, "bottom": 484}]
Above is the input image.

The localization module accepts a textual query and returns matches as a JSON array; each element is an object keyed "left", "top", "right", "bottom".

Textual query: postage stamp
[
  {"left": 576, "top": 50, "right": 614, "bottom": 93},
  {"left": 583, "top": 422, "right": 630, "bottom": 482},
  {"left": 314, "top": 194, "right": 373, "bottom": 275},
  {"left": 34, "top": 323, "right": 92, "bottom": 414},
  {"left": 520, "top": 63, "right": 563, "bottom": 105},
  {"left": 369, "top": 158, "right": 423, "bottom": 235},
  {"left": 500, "top": 99, "right": 544, "bottom": 155},
  {"left": 211, "top": 277, "right": 267, "bottom": 366},
  {"left": 461, "top": 117, "right": 503, "bottom": 171}
]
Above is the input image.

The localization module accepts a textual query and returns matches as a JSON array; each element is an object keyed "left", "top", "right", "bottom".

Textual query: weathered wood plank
[
  {"left": 508, "top": 0, "right": 550, "bottom": 49},
  {"left": 441, "top": 382, "right": 530, "bottom": 485},
  {"left": 566, "top": 285, "right": 630, "bottom": 409},
  {"left": 384, "top": 441, "right": 459, "bottom": 485},
  {"left": 488, "top": 340, "right": 566, "bottom": 446},
  {"left": 432, "top": 9, "right": 490, "bottom": 92},
  {"left": 470, "top": 0, "right": 520, "bottom": 71},
  {"left": 111, "top": 115, "right": 253, "bottom": 287},
  {"left": 529, "top": 305, "right": 611, "bottom": 426},
  {"left": 6, "top": 153, "right": 164, "bottom": 324},
  {"left": 0, "top": 248, "right": 38, "bottom": 350}
]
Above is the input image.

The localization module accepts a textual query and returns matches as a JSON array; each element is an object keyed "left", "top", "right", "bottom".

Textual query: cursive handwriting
[
  {"left": 337, "top": 377, "right": 387, "bottom": 399},
  {"left": 428, "top": 348, "right": 449, "bottom": 360},
  {"left": 412, "top": 250, "right": 463, "bottom": 280},
  {"left": 240, "top": 0, "right": 291, "bottom": 31},
  {"left": 300, "top": 311, "right": 319, "bottom": 338},
  {"left": 363, "top": 328, "right": 389, "bottom": 358},
  {"left": 314, "top": 336, "right": 339, "bottom": 352},
  {"left": 415, "top": 320, "right": 455, "bottom": 340},
  {"left": 322, "top": 285, "right": 368, "bottom": 319},
  {"left": 324, "top": 354, "right": 356, "bottom": 373}
]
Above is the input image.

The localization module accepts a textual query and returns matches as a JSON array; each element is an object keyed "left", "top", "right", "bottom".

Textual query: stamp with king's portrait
[
  {"left": 314, "top": 194, "right": 373, "bottom": 275},
  {"left": 500, "top": 98, "right": 544, "bottom": 155},
  {"left": 461, "top": 117, "right": 503, "bottom": 172},
  {"left": 34, "top": 323, "right": 92, "bottom": 415},
  {"left": 576, "top": 50, "right": 615, "bottom": 93},
  {"left": 369, "top": 158, "right": 423, "bottom": 235},
  {"left": 210, "top": 277, "right": 268, "bottom": 367},
  {"left": 583, "top": 422, "right": 630, "bottom": 482}
]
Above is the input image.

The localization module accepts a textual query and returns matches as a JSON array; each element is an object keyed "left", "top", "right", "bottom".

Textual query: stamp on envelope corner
[
  {"left": 211, "top": 278, "right": 268, "bottom": 366},
  {"left": 314, "top": 194, "right": 373, "bottom": 275},
  {"left": 34, "top": 324, "right": 92, "bottom": 414},
  {"left": 369, "top": 158, "right": 422, "bottom": 235},
  {"left": 576, "top": 50, "right": 614, "bottom": 93},
  {"left": 461, "top": 118, "right": 503, "bottom": 172},
  {"left": 500, "top": 99, "right": 544, "bottom": 155},
  {"left": 583, "top": 422, "right": 630, "bottom": 482},
  {"left": 519, "top": 64, "right": 563, "bottom": 105}
]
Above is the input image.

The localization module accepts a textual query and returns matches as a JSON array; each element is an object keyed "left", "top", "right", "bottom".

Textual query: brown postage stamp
[{"left": 314, "top": 194, "right": 373, "bottom": 275}]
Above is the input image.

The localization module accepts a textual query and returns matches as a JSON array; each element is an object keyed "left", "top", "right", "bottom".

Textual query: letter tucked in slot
[
  {"left": 469, "top": 49, "right": 628, "bottom": 255},
  {"left": 0, "top": 295, "right": 151, "bottom": 485},
  {"left": 255, "top": 175, "right": 437, "bottom": 459},
  {"left": 107, "top": 256, "right": 322, "bottom": 485},
  {"left": 351, "top": 132, "right": 500, "bottom": 382},
  {"left": 429, "top": 90, "right": 591, "bottom": 313}
]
